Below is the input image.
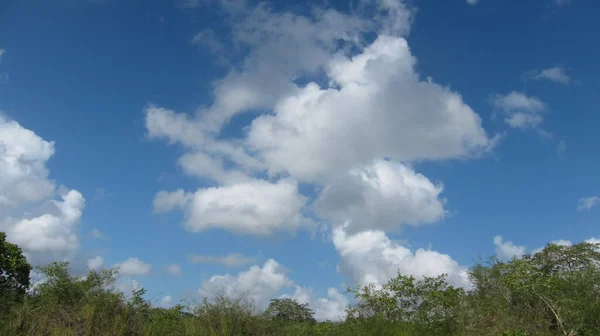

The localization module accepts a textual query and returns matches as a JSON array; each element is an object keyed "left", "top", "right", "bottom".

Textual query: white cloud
[
  {"left": 153, "top": 189, "right": 192, "bottom": 213},
  {"left": 199, "top": 258, "right": 349, "bottom": 320},
  {"left": 116, "top": 257, "right": 152, "bottom": 276},
  {"left": 490, "top": 91, "right": 546, "bottom": 129},
  {"left": 578, "top": 196, "right": 600, "bottom": 211},
  {"left": 532, "top": 67, "right": 572, "bottom": 84},
  {"left": 160, "top": 295, "right": 173, "bottom": 308},
  {"left": 178, "top": 151, "right": 253, "bottom": 185},
  {"left": 164, "top": 264, "right": 182, "bottom": 277},
  {"left": 493, "top": 235, "right": 526, "bottom": 260},
  {"left": 531, "top": 239, "right": 573, "bottom": 255},
  {"left": 466, "top": 0, "right": 478, "bottom": 4},
  {"left": 148, "top": 1, "right": 494, "bottom": 286},
  {"left": 315, "top": 160, "right": 446, "bottom": 233},
  {"left": 87, "top": 256, "right": 104, "bottom": 271},
  {"left": 198, "top": 258, "right": 293, "bottom": 309},
  {"left": 248, "top": 35, "right": 493, "bottom": 182},
  {"left": 333, "top": 225, "right": 470, "bottom": 288},
  {"left": 0, "top": 116, "right": 56, "bottom": 205},
  {"left": 156, "top": 179, "right": 311, "bottom": 236},
  {"left": 115, "top": 276, "right": 143, "bottom": 299},
  {"left": 283, "top": 286, "right": 349, "bottom": 321},
  {"left": 0, "top": 116, "right": 86, "bottom": 265},
  {"left": 0, "top": 49, "right": 5, "bottom": 61},
  {"left": 188, "top": 253, "right": 256, "bottom": 267}
]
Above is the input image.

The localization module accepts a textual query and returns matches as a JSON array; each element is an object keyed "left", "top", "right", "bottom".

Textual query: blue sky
[{"left": 1, "top": 0, "right": 599, "bottom": 320}]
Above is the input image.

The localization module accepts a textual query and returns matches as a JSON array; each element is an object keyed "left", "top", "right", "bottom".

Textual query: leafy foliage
[
  {"left": 0, "top": 231, "right": 32, "bottom": 306},
  {"left": 264, "top": 298, "right": 316, "bottom": 324},
  {"left": 2, "top": 232, "right": 600, "bottom": 336}
]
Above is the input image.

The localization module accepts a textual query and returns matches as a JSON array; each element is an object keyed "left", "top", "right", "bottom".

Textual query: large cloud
[
  {"left": 333, "top": 225, "right": 470, "bottom": 288},
  {"left": 315, "top": 160, "right": 446, "bottom": 233},
  {"left": 199, "top": 258, "right": 349, "bottom": 320},
  {"left": 248, "top": 35, "right": 492, "bottom": 182},
  {"left": 147, "top": 0, "right": 492, "bottom": 289},
  {"left": 198, "top": 259, "right": 293, "bottom": 309},
  {"left": 0, "top": 115, "right": 56, "bottom": 205},
  {"left": 154, "top": 179, "right": 310, "bottom": 236},
  {"left": 0, "top": 116, "right": 85, "bottom": 265}
]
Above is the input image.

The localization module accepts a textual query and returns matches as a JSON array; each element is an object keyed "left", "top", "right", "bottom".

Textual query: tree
[
  {"left": 347, "top": 273, "right": 466, "bottom": 334},
  {"left": 0, "top": 231, "right": 32, "bottom": 302},
  {"left": 468, "top": 242, "right": 600, "bottom": 335},
  {"left": 264, "top": 298, "right": 316, "bottom": 324}
]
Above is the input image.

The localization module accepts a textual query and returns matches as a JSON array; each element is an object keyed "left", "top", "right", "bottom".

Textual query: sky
[{"left": 1, "top": 0, "right": 599, "bottom": 321}]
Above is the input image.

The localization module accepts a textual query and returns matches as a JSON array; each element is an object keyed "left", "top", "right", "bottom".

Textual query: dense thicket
[{"left": 2, "top": 234, "right": 600, "bottom": 335}]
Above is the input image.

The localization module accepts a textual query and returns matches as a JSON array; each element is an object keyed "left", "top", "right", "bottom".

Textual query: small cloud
[
  {"left": 493, "top": 235, "right": 526, "bottom": 260},
  {"left": 466, "top": 0, "right": 478, "bottom": 4},
  {"left": 187, "top": 253, "right": 256, "bottom": 268},
  {"left": 527, "top": 67, "right": 572, "bottom": 85},
  {"left": 115, "top": 257, "right": 152, "bottom": 276},
  {"left": 490, "top": 92, "right": 546, "bottom": 130},
  {"left": 90, "top": 228, "right": 107, "bottom": 239},
  {"left": 164, "top": 264, "right": 182, "bottom": 277},
  {"left": 556, "top": 140, "right": 567, "bottom": 158},
  {"left": 87, "top": 256, "right": 104, "bottom": 271},
  {"left": 0, "top": 49, "right": 5, "bottom": 61},
  {"left": 159, "top": 295, "right": 173, "bottom": 308},
  {"left": 578, "top": 196, "right": 600, "bottom": 211}
]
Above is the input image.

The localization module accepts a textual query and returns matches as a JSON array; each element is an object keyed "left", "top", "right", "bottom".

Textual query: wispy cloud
[
  {"left": 578, "top": 196, "right": 600, "bottom": 211},
  {"left": 526, "top": 67, "right": 573, "bottom": 85}
]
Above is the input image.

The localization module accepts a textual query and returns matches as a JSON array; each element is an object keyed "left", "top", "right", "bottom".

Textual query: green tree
[
  {"left": 0, "top": 231, "right": 32, "bottom": 303},
  {"left": 468, "top": 242, "right": 600, "bottom": 335},
  {"left": 264, "top": 298, "right": 316, "bottom": 324},
  {"left": 347, "top": 273, "right": 466, "bottom": 334}
]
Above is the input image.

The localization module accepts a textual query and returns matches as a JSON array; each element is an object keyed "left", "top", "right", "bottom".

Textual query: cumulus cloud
[
  {"left": 0, "top": 116, "right": 56, "bottom": 205},
  {"left": 333, "top": 225, "right": 470, "bottom": 288},
  {"left": 493, "top": 235, "right": 526, "bottom": 260},
  {"left": 198, "top": 259, "right": 293, "bottom": 309},
  {"left": 188, "top": 253, "right": 256, "bottom": 267},
  {"left": 164, "top": 264, "right": 182, "bottom": 277},
  {"left": 315, "top": 160, "right": 446, "bottom": 233},
  {"left": 87, "top": 256, "right": 104, "bottom": 271},
  {"left": 199, "top": 258, "right": 349, "bottom": 320},
  {"left": 248, "top": 35, "right": 492, "bottom": 182},
  {"left": 147, "top": 0, "right": 494, "bottom": 289},
  {"left": 155, "top": 179, "right": 311, "bottom": 236},
  {"left": 283, "top": 286, "right": 349, "bottom": 321},
  {"left": 0, "top": 116, "right": 86, "bottom": 265},
  {"left": 578, "top": 196, "right": 600, "bottom": 211},
  {"left": 490, "top": 91, "right": 546, "bottom": 129},
  {"left": 116, "top": 257, "right": 152, "bottom": 276}
]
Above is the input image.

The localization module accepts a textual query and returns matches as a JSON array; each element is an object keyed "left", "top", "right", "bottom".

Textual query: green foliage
[
  {"left": 264, "top": 298, "right": 316, "bottom": 324},
  {"left": 0, "top": 231, "right": 32, "bottom": 303},
  {"left": 2, "top": 237, "right": 600, "bottom": 335}
]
